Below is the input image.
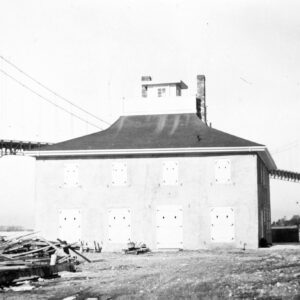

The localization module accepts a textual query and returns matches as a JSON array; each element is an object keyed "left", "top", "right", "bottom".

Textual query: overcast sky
[{"left": 0, "top": 0, "right": 299, "bottom": 227}]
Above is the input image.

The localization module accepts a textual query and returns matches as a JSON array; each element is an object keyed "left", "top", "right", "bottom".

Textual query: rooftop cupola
[
  {"left": 141, "top": 76, "right": 188, "bottom": 98},
  {"left": 123, "top": 75, "right": 206, "bottom": 117}
]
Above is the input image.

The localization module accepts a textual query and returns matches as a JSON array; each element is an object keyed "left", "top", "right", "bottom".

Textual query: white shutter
[
  {"left": 162, "top": 161, "right": 179, "bottom": 185},
  {"left": 215, "top": 159, "right": 231, "bottom": 184},
  {"left": 111, "top": 162, "right": 128, "bottom": 186},
  {"left": 64, "top": 163, "right": 79, "bottom": 187},
  {"left": 108, "top": 208, "right": 131, "bottom": 243},
  {"left": 58, "top": 209, "right": 82, "bottom": 243},
  {"left": 156, "top": 205, "right": 183, "bottom": 248},
  {"left": 210, "top": 207, "right": 235, "bottom": 243}
]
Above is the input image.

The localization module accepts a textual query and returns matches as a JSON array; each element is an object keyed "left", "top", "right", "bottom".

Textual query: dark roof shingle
[{"left": 39, "top": 113, "right": 263, "bottom": 151}]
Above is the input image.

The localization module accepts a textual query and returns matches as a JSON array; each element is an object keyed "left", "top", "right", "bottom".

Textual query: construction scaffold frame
[
  {"left": 270, "top": 169, "right": 300, "bottom": 183},
  {"left": 0, "top": 139, "right": 52, "bottom": 156}
]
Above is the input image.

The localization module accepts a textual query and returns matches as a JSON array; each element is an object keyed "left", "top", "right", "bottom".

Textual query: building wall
[
  {"left": 34, "top": 154, "right": 259, "bottom": 250},
  {"left": 257, "top": 157, "right": 272, "bottom": 244}
]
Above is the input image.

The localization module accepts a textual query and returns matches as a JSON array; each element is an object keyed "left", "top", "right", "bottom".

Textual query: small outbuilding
[
  {"left": 27, "top": 76, "right": 276, "bottom": 250},
  {"left": 272, "top": 226, "right": 299, "bottom": 243}
]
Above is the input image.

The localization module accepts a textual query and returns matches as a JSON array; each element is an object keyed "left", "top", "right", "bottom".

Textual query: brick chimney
[
  {"left": 141, "top": 76, "right": 152, "bottom": 97},
  {"left": 196, "top": 75, "right": 207, "bottom": 124},
  {"left": 141, "top": 76, "right": 152, "bottom": 82}
]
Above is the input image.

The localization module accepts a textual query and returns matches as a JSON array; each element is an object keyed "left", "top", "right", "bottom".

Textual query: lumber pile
[
  {"left": 0, "top": 232, "right": 89, "bottom": 287},
  {"left": 80, "top": 240, "right": 102, "bottom": 253},
  {"left": 122, "top": 242, "right": 150, "bottom": 255}
]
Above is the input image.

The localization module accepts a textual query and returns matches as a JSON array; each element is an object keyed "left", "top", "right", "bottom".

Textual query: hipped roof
[{"left": 27, "top": 113, "right": 276, "bottom": 170}]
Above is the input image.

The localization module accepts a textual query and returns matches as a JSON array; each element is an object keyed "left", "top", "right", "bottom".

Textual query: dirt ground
[{"left": 2, "top": 246, "right": 300, "bottom": 299}]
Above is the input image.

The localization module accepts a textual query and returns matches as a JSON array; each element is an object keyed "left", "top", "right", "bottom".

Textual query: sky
[{"left": 0, "top": 0, "right": 299, "bottom": 227}]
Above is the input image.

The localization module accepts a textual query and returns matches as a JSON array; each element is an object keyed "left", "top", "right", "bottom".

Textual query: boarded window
[
  {"left": 162, "top": 161, "right": 178, "bottom": 185},
  {"left": 108, "top": 208, "right": 131, "bottom": 243},
  {"left": 210, "top": 207, "right": 235, "bottom": 242},
  {"left": 64, "top": 163, "right": 79, "bottom": 187},
  {"left": 112, "top": 162, "right": 128, "bottom": 186},
  {"left": 156, "top": 205, "right": 183, "bottom": 248},
  {"left": 215, "top": 159, "right": 231, "bottom": 183},
  {"left": 58, "top": 209, "right": 82, "bottom": 243}
]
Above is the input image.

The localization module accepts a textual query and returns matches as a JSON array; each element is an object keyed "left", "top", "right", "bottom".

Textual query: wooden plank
[
  {"left": 69, "top": 248, "right": 91, "bottom": 263},
  {"left": 37, "top": 237, "right": 67, "bottom": 258},
  {"left": 0, "top": 261, "right": 76, "bottom": 286},
  {"left": 10, "top": 245, "right": 51, "bottom": 258},
  {"left": 0, "top": 253, "right": 13, "bottom": 261},
  {"left": 0, "top": 261, "right": 26, "bottom": 266},
  {"left": 3, "top": 241, "right": 32, "bottom": 253},
  {"left": 1, "top": 237, "right": 40, "bottom": 252},
  {"left": 2, "top": 231, "right": 38, "bottom": 244},
  {"left": 57, "top": 239, "right": 91, "bottom": 263},
  {"left": 0, "top": 265, "right": 28, "bottom": 271}
]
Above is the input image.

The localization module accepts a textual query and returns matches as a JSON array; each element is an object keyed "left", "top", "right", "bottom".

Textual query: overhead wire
[
  {"left": 0, "top": 68, "right": 103, "bottom": 130},
  {"left": 271, "top": 141, "right": 300, "bottom": 155},
  {"left": 0, "top": 55, "right": 111, "bottom": 126}
]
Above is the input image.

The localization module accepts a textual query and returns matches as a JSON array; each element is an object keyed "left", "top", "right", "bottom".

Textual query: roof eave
[
  {"left": 258, "top": 148, "right": 277, "bottom": 171},
  {"left": 25, "top": 146, "right": 276, "bottom": 168},
  {"left": 141, "top": 81, "right": 188, "bottom": 89}
]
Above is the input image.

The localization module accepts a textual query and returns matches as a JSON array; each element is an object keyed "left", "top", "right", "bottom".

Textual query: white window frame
[{"left": 157, "top": 87, "right": 167, "bottom": 97}]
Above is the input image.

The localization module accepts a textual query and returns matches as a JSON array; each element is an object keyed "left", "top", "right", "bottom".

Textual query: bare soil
[{"left": 2, "top": 247, "right": 300, "bottom": 299}]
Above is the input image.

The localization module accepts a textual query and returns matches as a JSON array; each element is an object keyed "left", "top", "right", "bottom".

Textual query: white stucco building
[{"left": 27, "top": 76, "right": 276, "bottom": 250}]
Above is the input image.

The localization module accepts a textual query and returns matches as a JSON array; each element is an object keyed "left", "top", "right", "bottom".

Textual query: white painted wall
[
  {"left": 35, "top": 154, "right": 260, "bottom": 249},
  {"left": 123, "top": 95, "right": 196, "bottom": 116}
]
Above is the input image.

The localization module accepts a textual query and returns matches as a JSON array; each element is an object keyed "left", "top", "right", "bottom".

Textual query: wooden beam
[
  {"left": 57, "top": 239, "right": 91, "bottom": 263},
  {"left": 0, "top": 261, "right": 76, "bottom": 286}
]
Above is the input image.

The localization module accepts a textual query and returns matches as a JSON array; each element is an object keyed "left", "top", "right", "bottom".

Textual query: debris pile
[
  {"left": 122, "top": 242, "right": 150, "bottom": 255},
  {"left": 0, "top": 232, "right": 89, "bottom": 288},
  {"left": 80, "top": 240, "right": 102, "bottom": 253}
]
